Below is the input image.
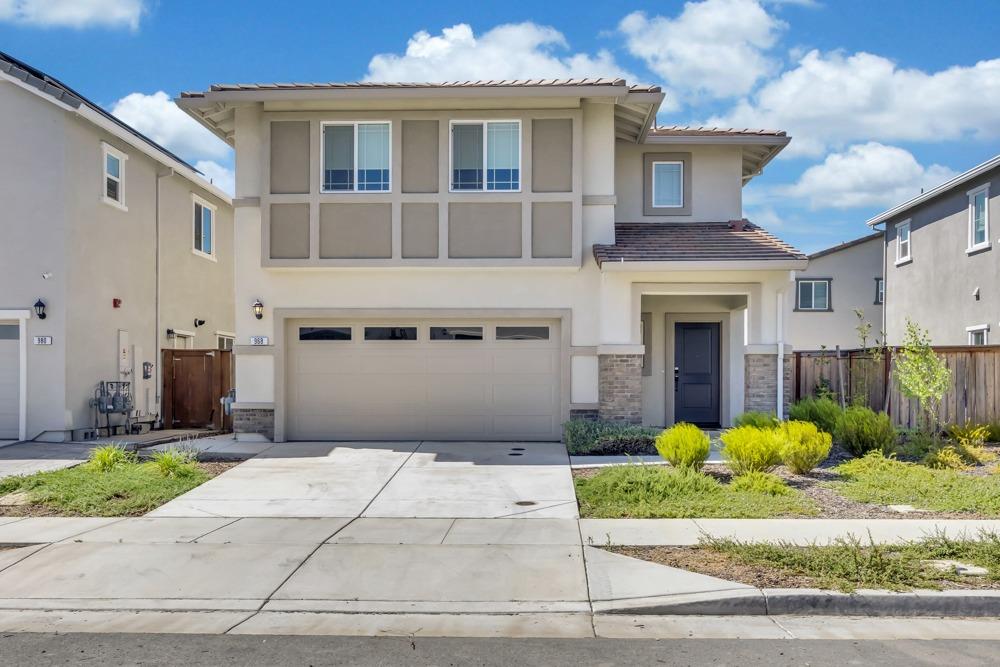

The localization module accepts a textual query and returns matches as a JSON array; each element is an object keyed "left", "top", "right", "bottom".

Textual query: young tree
[{"left": 895, "top": 319, "right": 951, "bottom": 433}]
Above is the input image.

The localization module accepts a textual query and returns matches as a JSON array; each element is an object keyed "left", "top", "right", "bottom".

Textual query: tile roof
[
  {"left": 808, "top": 231, "right": 883, "bottom": 259},
  {"left": 649, "top": 125, "right": 786, "bottom": 137},
  {"left": 593, "top": 222, "right": 806, "bottom": 266},
  {"left": 182, "top": 78, "right": 660, "bottom": 97}
]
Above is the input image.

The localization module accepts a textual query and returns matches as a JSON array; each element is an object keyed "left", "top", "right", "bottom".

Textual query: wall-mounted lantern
[
  {"left": 252, "top": 299, "right": 264, "bottom": 320},
  {"left": 33, "top": 299, "right": 46, "bottom": 320},
  {"left": 194, "top": 318, "right": 206, "bottom": 328}
]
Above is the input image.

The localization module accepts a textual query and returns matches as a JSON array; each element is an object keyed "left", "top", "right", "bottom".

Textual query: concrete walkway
[{"left": 0, "top": 442, "right": 93, "bottom": 478}]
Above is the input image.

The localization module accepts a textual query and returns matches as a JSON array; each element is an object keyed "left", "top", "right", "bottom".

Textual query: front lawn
[
  {"left": 0, "top": 448, "right": 233, "bottom": 516},
  {"left": 574, "top": 464, "right": 817, "bottom": 519}
]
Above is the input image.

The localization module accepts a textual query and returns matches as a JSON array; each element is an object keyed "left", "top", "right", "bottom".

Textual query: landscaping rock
[
  {"left": 923, "top": 559, "right": 989, "bottom": 576},
  {"left": 887, "top": 504, "right": 930, "bottom": 514},
  {"left": 0, "top": 492, "right": 31, "bottom": 506}
]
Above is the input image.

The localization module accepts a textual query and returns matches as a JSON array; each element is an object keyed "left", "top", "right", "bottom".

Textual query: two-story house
[
  {"left": 788, "top": 232, "right": 884, "bottom": 352},
  {"left": 178, "top": 78, "right": 805, "bottom": 441},
  {"left": 868, "top": 155, "right": 1000, "bottom": 346},
  {"left": 0, "top": 52, "right": 234, "bottom": 442}
]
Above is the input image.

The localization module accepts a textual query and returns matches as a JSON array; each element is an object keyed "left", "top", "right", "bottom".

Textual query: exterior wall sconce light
[
  {"left": 252, "top": 299, "right": 264, "bottom": 320},
  {"left": 33, "top": 299, "right": 47, "bottom": 320},
  {"left": 194, "top": 319, "right": 206, "bottom": 328}
]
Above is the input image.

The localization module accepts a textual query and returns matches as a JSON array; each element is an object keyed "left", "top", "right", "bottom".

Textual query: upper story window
[
  {"left": 968, "top": 184, "right": 990, "bottom": 252},
  {"left": 967, "top": 325, "right": 989, "bottom": 346},
  {"left": 651, "top": 161, "right": 684, "bottom": 208},
  {"left": 102, "top": 143, "right": 127, "bottom": 210},
  {"left": 321, "top": 121, "right": 391, "bottom": 192},
  {"left": 192, "top": 195, "right": 216, "bottom": 260},
  {"left": 895, "top": 220, "right": 911, "bottom": 264},
  {"left": 875, "top": 278, "right": 885, "bottom": 305},
  {"left": 797, "top": 279, "right": 830, "bottom": 311},
  {"left": 450, "top": 120, "right": 520, "bottom": 192}
]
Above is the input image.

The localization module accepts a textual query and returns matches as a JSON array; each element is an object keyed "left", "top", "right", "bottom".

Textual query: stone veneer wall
[
  {"left": 233, "top": 407, "right": 275, "bottom": 441},
  {"left": 744, "top": 354, "right": 793, "bottom": 416},
  {"left": 598, "top": 354, "right": 643, "bottom": 423}
]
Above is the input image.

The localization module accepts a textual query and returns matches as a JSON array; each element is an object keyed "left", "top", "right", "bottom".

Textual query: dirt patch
[
  {"left": 194, "top": 460, "right": 240, "bottom": 477},
  {"left": 607, "top": 545, "right": 1000, "bottom": 591}
]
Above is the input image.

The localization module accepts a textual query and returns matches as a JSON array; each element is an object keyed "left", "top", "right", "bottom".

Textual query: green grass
[
  {"left": 575, "top": 464, "right": 817, "bottom": 518},
  {"left": 0, "top": 460, "right": 209, "bottom": 516},
  {"left": 705, "top": 532, "right": 1000, "bottom": 592},
  {"left": 831, "top": 452, "right": 1000, "bottom": 516}
]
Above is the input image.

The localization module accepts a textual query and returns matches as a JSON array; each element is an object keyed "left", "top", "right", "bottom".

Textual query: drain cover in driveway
[{"left": 515, "top": 500, "right": 537, "bottom": 506}]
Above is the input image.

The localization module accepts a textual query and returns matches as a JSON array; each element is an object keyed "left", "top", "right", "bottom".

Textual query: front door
[{"left": 674, "top": 323, "right": 720, "bottom": 426}]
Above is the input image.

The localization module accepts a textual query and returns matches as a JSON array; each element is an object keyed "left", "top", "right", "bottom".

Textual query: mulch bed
[{"left": 606, "top": 545, "right": 1000, "bottom": 591}]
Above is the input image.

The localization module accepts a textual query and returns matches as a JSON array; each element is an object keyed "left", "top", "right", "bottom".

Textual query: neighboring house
[
  {"left": 868, "top": 155, "right": 1000, "bottom": 347},
  {"left": 0, "top": 52, "right": 234, "bottom": 442},
  {"left": 178, "top": 78, "right": 805, "bottom": 440},
  {"left": 788, "top": 232, "right": 884, "bottom": 352}
]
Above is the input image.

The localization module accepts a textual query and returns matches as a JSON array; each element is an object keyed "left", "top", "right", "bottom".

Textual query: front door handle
[{"left": 674, "top": 366, "right": 680, "bottom": 392}]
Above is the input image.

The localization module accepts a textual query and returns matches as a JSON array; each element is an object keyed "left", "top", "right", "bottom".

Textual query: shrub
[
  {"left": 562, "top": 419, "right": 660, "bottom": 456},
  {"left": 654, "top": 423, "right": 711, "bottom": 470},
  {"left": 986, "top": 422, "right": 1000, "bottom": 444},
  {"left": 923, "top": 445, "right": 968, "bottom": 470},
  {"left": 150, "top": 448, "right": 199, "bottom": 478},
  {"left": 947, "top": 424, "right": 996, "bottom": 465},
  {"left": 788, "top": 396, "right": 842, "bottom": 434},
  {"left": 87, "top": 445, "right": 136, "bottom": 472},
  {"left": 834, "top": 406, "right": 896, "bottom": 457},
  {"left": 894, "top": 430, "right": 938, "bottom": 460},
  {"left": 720, "top": 426, "right": 783, "bottom": 475},
  {"left": 734, "top": 411, "right": 780, "bottom": 429},
  {"left": 730, "top": 471, "right": 791, "bottom": 496},
  {"left": 779, "top": 420, "right": 833, "bottom": 474}
]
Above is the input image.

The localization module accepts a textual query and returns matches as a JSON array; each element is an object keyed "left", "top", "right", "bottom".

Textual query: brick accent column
[
  {"left": 233, "top": 407, "right": 275, "bottom": 441},
  {"left": 598, "top": 354, "right": 643, "bottom": 423},
  {"left": 744, "top": 353, "right": 793, "bottom": 416}
]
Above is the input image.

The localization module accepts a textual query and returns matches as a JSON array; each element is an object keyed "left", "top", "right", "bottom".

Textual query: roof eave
[{"left": 597, "top": 259, "right": 808, "bottom": 272}]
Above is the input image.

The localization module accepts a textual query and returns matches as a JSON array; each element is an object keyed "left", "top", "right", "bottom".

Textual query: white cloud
[
  {"left": 0, "top": 0, "right": 144, "bottom": 30},
  {"left": 619, "top": 1, "right": 785, "bottom": 101},
  {"left": 711, "top": 50, "right": 1000, "bottom": 156},
  {"left": 111, "top": 91, "right": 231, "bottom": 162},
  {"left": 365, "top": 22, "right": 633, "bottom": 83},
  {"left": 195, "top": 160, "right": 235, "bottom": 197},
  {"left": 781, "top": 143, "right": 957, "bottom": 209}
]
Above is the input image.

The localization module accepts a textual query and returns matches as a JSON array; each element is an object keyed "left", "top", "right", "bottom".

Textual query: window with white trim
[
  {"left": 450, "top": 121, "right": 520, "bottom": 191},
  {"left": 875, "top": 278, "right": 885, "bottom": 305},
  {"left": 967, "top": 325, "right": 989, "bottom": 346},
  {"left": 192, "top": 195, "right": 216, "bottom": 259},
  {"left": 895, "top": 220, "right": 911, "bottom": 263},
  {"left": 968, "top": 185, "right": 990, "bottom": 251},
  {"left": 102, "top": 143, "right": 127, "bottom": 209},
  {"left": 651, "top": 161, "right": 684, "bottom": 208},
  {"left": 321, "top": 121, "right": 391, "bottom": 192},
  {"left": 217, "top": 335, "right": 234, "bottom": 350},
  {"left": 797, "top": 279, "right": 830, "bottom": 311}
]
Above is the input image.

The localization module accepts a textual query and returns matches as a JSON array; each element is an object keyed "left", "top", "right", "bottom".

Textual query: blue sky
[{"left": 2, "top": 0, "right": 998, "bottom": 252}]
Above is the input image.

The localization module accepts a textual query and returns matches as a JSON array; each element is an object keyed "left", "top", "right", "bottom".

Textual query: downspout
[
  {"left": 155, "top": 168, "right": 174, "bottom": 428},
  {"left": 877, "top": 222, "right": 888, "bottom": 340},
  {"left": 776, "top": 285, "right": 785, "bottom": 420}
]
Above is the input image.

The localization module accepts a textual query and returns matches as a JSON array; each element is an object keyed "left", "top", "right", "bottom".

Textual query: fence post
[{"left": 835, "top": 346, "right": 846, "bottom": 409}]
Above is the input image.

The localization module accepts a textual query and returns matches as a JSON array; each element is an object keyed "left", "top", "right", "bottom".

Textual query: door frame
[
  {"left": 664, "top": 313, "right": 729, "bottom": 427},
  {"left": 0, "top": 310, "right": 31, "bottom": 442}
]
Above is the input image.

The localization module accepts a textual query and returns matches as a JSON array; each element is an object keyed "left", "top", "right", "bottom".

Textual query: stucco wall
[
  {"left": 789, "top": 235, "right": 884, "bottom": 351},
  {"left": 884, "top": 170, "right": 1000, "bottom": 345}
]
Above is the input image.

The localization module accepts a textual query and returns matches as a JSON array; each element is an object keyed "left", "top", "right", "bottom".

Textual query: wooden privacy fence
[{"left": 794, "top": 346, "right": 1000, "bottom": 428}]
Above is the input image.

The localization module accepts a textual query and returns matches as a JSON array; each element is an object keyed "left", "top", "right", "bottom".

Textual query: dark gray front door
[{"left": 674, "top": 323, "right": 720, "bottom": 426}]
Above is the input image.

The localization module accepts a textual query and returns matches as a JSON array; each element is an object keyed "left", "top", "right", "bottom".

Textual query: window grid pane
[
  {"left": 106, "top": 177, "right": 120, "bottom": 201},
  {"left": 202, "top": 208, "right": 213, "bottom": 255},
  {"left": 194, "top": 203, "right": 203, "bottom": 251},
  {"left": 357, "top": 123, "right": 390, "bottom": 191},
  {"left": 813, "top": 281, "right": 829, "bottom": 310},
  {"left": 653, "top": 162, "right": 682, "bottom": 207},
  {"left": 486, "top": 121, "right": 519, "bottom": 191},
  {"left": 798, "top": 282, "right": 813, "bottom": 310},
  {"left": 973, "top": 192, "right": 987, "bottom": 245},
  {"left": 106, "top": 154, "right": 120, "bottom": 179},
  {"left": 323, "top": 125, "right": 355, "bottom": 191},
  {"left": 452, "top": 124, "right": 483, "bottom": 190}
]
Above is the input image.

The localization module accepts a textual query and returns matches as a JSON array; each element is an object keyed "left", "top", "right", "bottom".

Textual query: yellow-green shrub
[
  {"left": 779, "top": 420, "right": 833, "bottom": 474},
  {"left": 730, "top": 471, "right": 792, "bottom": 496},
  {"left": 947, "top": 423, "right": 996, "bottom": 465},
  {"left": 923, "top": 445, "right": 968, "bottom": 470},
  {"left": 720, "top": 426, "right": 783, "bottom": 475},
  {"left": 655, "top": 423, "right": 711, "bottom": 470}
]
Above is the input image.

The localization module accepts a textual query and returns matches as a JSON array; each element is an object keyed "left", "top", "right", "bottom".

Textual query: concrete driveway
[{"left": 149, "top": 441, "right": 577, "bottom": 519}]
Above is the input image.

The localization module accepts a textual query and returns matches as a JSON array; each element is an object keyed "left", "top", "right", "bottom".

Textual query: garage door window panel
[
  {"left": 430, "top": 326, "right": 484, "bottom": 341},
  {"left": 496, "top": 326, "right": 549, "bottom": 341},
  {"left": 299, "top": 326, "right": 352, "bottom": 341},
  {"left": 364, "top": 326, "right": 418, "bottom": 341}
]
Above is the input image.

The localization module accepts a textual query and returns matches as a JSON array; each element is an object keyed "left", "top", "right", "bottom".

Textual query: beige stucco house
[
  {"left": 0, "top": 52, "right": 234, "bottom": 442},
  {"left": 178, "top": 78, "right": 805, "bottom": 441},
  {"left": 869, "top": 155, "right": 1000, "bottom": 347},
  {"left": 788, "top": 232, "right": 884, "bottom": 352}
]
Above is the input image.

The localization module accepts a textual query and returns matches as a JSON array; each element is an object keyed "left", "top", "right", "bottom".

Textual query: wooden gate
[{"left": 162, "top": 350, "right": 233, "bottom": 431}]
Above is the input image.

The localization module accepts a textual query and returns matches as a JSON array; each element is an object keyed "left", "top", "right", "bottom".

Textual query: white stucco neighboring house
[
  {"left": 0, "top": 51, "right": 234, "bottom": 442},
  {"left": 177, "top": 78, "right": 806, "bottom": 441}
]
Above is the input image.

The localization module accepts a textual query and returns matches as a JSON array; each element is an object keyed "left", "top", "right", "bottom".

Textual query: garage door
[
  {"left": 285, "top": 318, "right": 562, "bottom": 441},
  {"left": 0, "top": 325, "right": 19, "bottom": 439}
]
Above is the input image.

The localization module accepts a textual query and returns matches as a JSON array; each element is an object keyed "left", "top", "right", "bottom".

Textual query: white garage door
[
  {"left": 0, "top": 325, "right": 20, "bottom": 440},
  {"left": 285, "top": 319, "right": 562, "bottom": 441}
]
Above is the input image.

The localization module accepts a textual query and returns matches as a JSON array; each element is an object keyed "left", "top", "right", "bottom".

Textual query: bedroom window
[
  {"left": 967, "top": 325, "right": 989, "bottom": 346},
  {"left": 192, "top": 195, "right": 216, "bottom": 259},
  {"left": 102, "top": 143, "right": 127, "bottom": 210},
  {"left": 875, "top": 278, "right": 885, "bottom": 305},
  {"left": 321, "top": 122, "right": 391, "bottom": 192},
  {"left": 895, "top": 220, "right": 911, "bottom": 264},
  {"left": 797, "top": 280, "right": 830, "bottom": 311},
  {"left": 450, "top": 121, "right": 520, "bottom": 191},
  {"left": 968, "top": 185, "right": 990, "bottom": 252},
  {"left": 651, "top": 161, "right": 684, "bottom": 208}
]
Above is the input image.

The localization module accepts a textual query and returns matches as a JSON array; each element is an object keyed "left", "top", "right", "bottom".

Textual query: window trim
[
  {"left": 967, "top": 184, "right": 991, "bottom": 254},
  {"left": 650, "top": 160, "right": 685, "bottom": 209},
  {"left": 319, "top": 120, "right": 393, "bottom": 194},
  {"left": 101, "top": 142, "right": 128, "bottom": 211},
  {"left": 894, "top": 219, "right": 912, "bottom": 265},
  {"left": 795, "top": 278, "right": 832, "bottom": 312},
  {"left": 874, "top": 277, "right": 885, "bottom": 305},
  {"left": 216, "top": 332, "right": 235, "bottom": 350},
  {"left": 966, "top": 324, "right": 989, "bottom": 346},
  {"left": 191, "top": 194, "right": 218, "bottom": 261},
  {"left": 448, "top": 119, "right": 522, "bottom": 193}
]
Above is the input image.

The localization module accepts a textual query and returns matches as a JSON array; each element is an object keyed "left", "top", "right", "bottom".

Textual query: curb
[{"left": 595, "top": 588, "right": 1000, "bottom": 618}]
